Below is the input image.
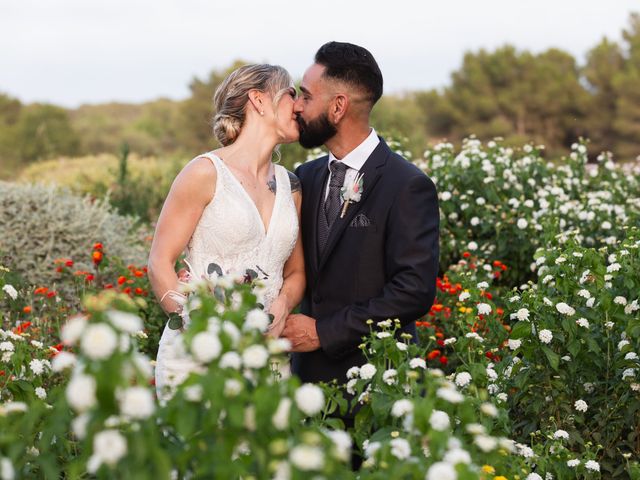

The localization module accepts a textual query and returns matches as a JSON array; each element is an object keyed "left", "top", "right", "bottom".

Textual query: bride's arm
[
  {"left": 268, "top": 189, "right": 305, "bottom": 337},
  {"left": 147, "top": 157, "right": 217, "bottom": 314}
]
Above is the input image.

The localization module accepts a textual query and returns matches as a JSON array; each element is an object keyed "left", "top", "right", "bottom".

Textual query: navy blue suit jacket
[{"left": 292, "top": 138, "right": 439, "bottom": 388}]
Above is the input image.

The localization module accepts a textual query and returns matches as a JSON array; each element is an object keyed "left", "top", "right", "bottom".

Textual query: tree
[
  {"left": 177, "top": 60, "right": 249, "bottom": 154},
  {"left": 613, "top": 13, "right": 640, "bottom": 161},
  {"left": 583, "top": 38, "right": 625, "bottom": 156},
  {"left": 14, "top": 104, "right": 80, "bottom": 162}
]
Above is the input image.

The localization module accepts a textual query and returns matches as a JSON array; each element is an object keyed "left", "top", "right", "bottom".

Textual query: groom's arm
[{"left": 315, "top": 173, "right": 439, "bottom": 359}]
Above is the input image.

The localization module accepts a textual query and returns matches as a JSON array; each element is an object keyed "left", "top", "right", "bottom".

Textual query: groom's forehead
[{"left": 301, "top": 64, "right": 327, "bottom": 90}]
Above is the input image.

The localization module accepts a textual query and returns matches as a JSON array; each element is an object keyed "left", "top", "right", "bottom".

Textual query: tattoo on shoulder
[
  {"left": 267, "top": 175, "right": 277, "bottom": 194},
  {"left": 288, "top": 171, "right": 301, "bottom": 193}
]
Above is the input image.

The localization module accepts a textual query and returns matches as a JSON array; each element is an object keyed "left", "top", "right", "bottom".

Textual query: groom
[{"left": 283, "top": 42, "right": 439, "bottom": 392}]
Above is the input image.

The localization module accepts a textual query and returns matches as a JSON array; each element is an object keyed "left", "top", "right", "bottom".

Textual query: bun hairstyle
[{"left": 212, "top": 64, "right": 293, "bottom": 146}]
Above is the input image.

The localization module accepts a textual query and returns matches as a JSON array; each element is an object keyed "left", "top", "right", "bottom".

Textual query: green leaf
[
  {"left": 542, "top": 346, "right": 560, "bottom": 370},
  {"left": 167, "top": 312, "right": 183, "bottom": 330},
  {"left": 510, "top": 321, "right": 531, "bottom": 339}
]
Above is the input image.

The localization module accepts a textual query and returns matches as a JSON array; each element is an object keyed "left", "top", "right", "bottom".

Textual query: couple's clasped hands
[{"left": 267, "top": 296, "right": 320, "bottom": 352}]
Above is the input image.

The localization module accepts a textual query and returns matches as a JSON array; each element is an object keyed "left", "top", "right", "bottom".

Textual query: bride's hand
[{"left": 267, "top": 295, "right": 289, "bottom": 338}]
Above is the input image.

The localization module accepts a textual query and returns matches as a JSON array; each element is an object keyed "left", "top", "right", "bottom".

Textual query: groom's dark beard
[{"left": 297, "top": 113, "right": 337, "bottom": 149}]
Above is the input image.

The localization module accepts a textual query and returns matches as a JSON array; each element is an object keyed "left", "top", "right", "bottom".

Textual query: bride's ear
[{"left": 248, "top": 90, "right": 265, "bottom": 116}]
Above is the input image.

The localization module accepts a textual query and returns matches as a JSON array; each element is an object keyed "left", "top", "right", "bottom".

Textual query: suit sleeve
[{"left": 315, "top": 173, "right": 439, "bottom": 359}]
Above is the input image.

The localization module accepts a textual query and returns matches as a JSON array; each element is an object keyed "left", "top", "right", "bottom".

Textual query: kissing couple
[{"left": 147, "top": 41, "right": 439, "bottom": 417}]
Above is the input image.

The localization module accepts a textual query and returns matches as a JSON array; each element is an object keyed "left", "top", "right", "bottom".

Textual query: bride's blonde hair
[{"left": 212, "top": 64, "right": 293, "bottom": 146}]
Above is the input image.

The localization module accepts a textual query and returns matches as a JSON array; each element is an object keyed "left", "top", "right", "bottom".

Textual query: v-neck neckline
[{"left": 213, "top": 154, "right": 279, "bottom": 238}]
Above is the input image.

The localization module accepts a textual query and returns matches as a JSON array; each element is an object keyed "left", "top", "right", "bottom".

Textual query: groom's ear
[{"left": 330, "top": 93, "right": 349, "bottom": 125}]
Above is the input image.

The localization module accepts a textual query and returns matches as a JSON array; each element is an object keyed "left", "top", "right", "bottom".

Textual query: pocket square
[{"left": 349, "top": 213, "right": 371, "bottom": 227}]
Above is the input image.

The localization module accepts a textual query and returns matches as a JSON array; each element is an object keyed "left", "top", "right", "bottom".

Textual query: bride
[{"left": 147, "top": 64, "right": 305, "bottom": 400}]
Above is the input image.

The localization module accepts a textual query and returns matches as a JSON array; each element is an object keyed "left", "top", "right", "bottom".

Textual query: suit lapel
[
  {"left": 305, "top": 156, "right": 330, "bottom": 275},
  {"left": 317, "top": 139, "right": 391, "bottom": 272}
]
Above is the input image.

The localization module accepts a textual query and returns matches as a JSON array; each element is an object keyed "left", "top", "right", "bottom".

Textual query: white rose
[
  {"left": 295, "top": 384, "right": 324, "bottom": 416},
  {"left": 429, "top": 410, "right": 450, "bottom": 431},
  {"left": 61, "top": 315, "right": 88, "bottom": 346},
  {"left": 538, "top": 329, "right": 553, "bottom": 344},
  {"left": 118, "top": 386, "right": 155, "bottom": 419},
  {"left": 244, "top": 309, "right": 269, "bottom": 332},
  {"left": 426, "top": 461, "right": 457, "bottom": 480},
  {"left": 390, "top": 438, "right": 411, "bottom": 460},
  {"left": 106, "top": 310, "right": 143, "bottom": 333},
  {"left": 391, "top": 399, "right": 413, "bottom": 418},
  {"left": 508, "top": 339, "right": 522, "bottom": 350},
  {"left": 87, "top": 429, "right": 127, "bottom": 472},
  {"left": 409, "top": 358, "right": 426, "bottom": 369},
  {"left": 359, "top": 363, "right": 377, "bottom": 380},
  {"left": 242, "top": 345, "right": 269, "bottom": 369},
  {"left": 2, "top": 284, "right": 18, "bottom": 300},
  {"left": 219, "top": 351, "right": 242, "bottom": 370},
  {"left": 66, "top": 374, "right": 97, "bottom": 412},
  {"left": 191, "top": 331, "right": 222, "bottom": 363},
  {"left": 516, "top": 308, "right": 530, "bottom": 321},
  {"left": 517, "top": 218, "right": 528, "bottom": 229},
  {"left": 455, "top": 371, "right": 472, "bottom": 387},
  {"left": 289, "top": 445, "right": 324, "bottom": 471},
  {"left": 443, "top": 448, "right": 471, "bottom": 465},
  {"left": 272, "top": 398, "right": 292, "bottom": 430},
  {"left": 325, "top": 429, "right": 352, "bottom": 462},
  {"left": 574, "top": 399, "right": 588, "bottom": 412},
  {"left": 81, "top": 323, "right": 118, "bottom": 360}
]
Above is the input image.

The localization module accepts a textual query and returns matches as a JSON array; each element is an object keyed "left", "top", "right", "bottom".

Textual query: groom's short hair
[{"left": 314, "top": 41, "right": 383, "bottom": 107}]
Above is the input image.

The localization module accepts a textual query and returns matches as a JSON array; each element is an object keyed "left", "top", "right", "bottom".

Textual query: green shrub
[{"left": 0, "top": 182, "right": 149, "bottom": 288}]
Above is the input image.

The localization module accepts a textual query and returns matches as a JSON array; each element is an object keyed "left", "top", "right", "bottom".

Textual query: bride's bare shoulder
[{"left": 168, "top": 154, "right": 218, "bottom": 204}]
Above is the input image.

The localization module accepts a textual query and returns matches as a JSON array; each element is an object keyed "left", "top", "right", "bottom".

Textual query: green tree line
[{"left": 1, "top": 13, "right": 639, "bottom": 177}]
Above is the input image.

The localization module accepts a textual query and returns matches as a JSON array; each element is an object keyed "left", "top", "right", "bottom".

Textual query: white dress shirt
[{"left": 325, "top": 128, "right": 380, "bottom": 201}]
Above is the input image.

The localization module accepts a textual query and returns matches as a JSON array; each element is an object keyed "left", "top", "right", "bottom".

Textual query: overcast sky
[{"left": 1, "top": 1, "right": 638, "bottom": 108}]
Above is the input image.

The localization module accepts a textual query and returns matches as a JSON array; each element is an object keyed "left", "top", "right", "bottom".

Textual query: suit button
[{"left": 313, "top": 294, "right": 322, "bottom": 303}]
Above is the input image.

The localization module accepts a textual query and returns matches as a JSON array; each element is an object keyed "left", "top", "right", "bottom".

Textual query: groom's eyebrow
[{"left": 299, "top": 86, "right": 312, "bottom": 97}]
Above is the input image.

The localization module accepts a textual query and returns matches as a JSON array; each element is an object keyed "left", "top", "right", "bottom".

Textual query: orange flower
[
  {"left": 427, "top": 350, "right": 441, "bottom": 360},
  {"left": 134, "top": 270, "right": 144, "bottom": 278},
  {"left": 93, "top": 242, "right": 103, "bottom": 250},
  {"left": 134, "top": 287, "right": 143, "bottom": 295},
  {"left": 23, "top": 306, "right": 32, "bottom": 314},
  {"left": 34, "top": 287, "right": 49, "bottom": 295},
  {"left": 431, "top": 304, "right": 443, "bottom": 312},
  {"left": 92, "top": 251, "right": 103, "bottom": 265},
  {"left": 117, "top": 276, "right": 127, "bottom": 285}
]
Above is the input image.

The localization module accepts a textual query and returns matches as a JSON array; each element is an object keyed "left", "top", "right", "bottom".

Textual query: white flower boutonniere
[{"left": 340, "top": 172, "right": 364, "bottom": 218}]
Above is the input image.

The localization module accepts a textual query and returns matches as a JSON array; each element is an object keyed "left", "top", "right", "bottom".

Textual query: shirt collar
[{"left": 327, "top": 128, "right": 379, "bottom": 172}]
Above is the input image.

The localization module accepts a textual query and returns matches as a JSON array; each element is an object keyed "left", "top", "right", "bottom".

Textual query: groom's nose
[{"left": 293, "top": 97, "right": 304, "bottom": 113}]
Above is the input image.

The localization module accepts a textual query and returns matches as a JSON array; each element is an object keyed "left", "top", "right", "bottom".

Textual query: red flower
[
  {"left": 34, "top": 287, "right": 49, "bottom": 295},
  {"left": 134, "top": 270, "right": 144, "bottom": 278},
  {"left": 439, "top": 356, "right": 448, "bottom": 365},
  {"left": 123, "top": 287, "right": 132, "bottom": 295},
  {"left": 85, "top": 274, "right": 95, "bottom": 282},
  {"left": 104, "top": 284, "right": 114, "bottom": 289},
  {"left": 23, "top": 306, "right": 32, "bottom": 314},
  {"left": 65, "top": 259, "right": 74, "bottom": 267},
  {"left": 427, "top": 350, "right": 441, "bottom": 360},
  {"left": 46, "top": 291, "right": 56, "bottom": 298},
  {"left": 92, "top": 251, "right": 103, "bottom": 265},
  {"left": 437, "top": 339, "right": 445, "bottom": 347},
  {"left": 135, "top": 287, "right": 143, "bottom": 295},
  {"left": 485, "top": 351, "right": 494, "bottom": 360},
  {"left": 117, "top": 276, "right": 127, "bottom": 285},
  {"left": 462, "top": 251, "right": 471, "bottom": 258},
  {"left": 56, "top": 267, "right": 64, "bottom": 273},
  {"left": 93, "top": 242, "right": 103, "bottom": 250}
]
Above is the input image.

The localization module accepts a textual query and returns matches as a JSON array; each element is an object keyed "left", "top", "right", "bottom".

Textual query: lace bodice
[{"left": 184, "top": 152, "right": 299, "bottom": 310}]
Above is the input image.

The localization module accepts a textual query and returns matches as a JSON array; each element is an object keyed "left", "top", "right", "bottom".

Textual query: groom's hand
[{"left": 282, "top": 314, "right": 321, "bottom": 352}]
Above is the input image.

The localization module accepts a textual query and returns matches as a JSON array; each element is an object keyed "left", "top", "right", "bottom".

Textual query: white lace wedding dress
[{"left": 154, "top": 152, "right": 299, "bottom": 401}]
